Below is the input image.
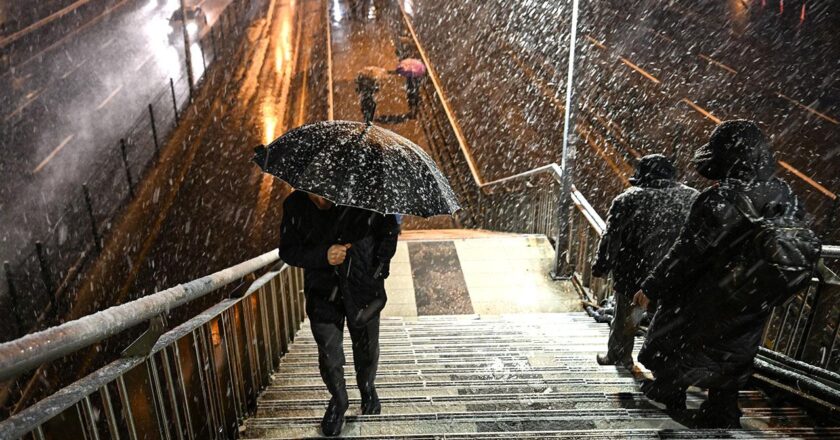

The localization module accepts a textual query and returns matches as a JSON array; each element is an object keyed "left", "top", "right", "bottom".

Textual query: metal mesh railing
[{"left": 0, "top": 0, "right": 256, "bottom": 342}]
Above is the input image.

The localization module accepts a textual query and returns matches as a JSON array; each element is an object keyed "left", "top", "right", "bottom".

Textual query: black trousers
[
  {"left": 607, "top": 291, "right": 638, "bottom": 364},
  {"left": 310, "top": 315, "right": 381, "bottom": 402},
  {"left": 360, "top": 96, "right": 377, "bottom": 124}
]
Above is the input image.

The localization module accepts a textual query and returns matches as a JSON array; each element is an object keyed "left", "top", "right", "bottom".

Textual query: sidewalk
[{"left": 328, "top": 0, "right": 455, "bottom": 229}]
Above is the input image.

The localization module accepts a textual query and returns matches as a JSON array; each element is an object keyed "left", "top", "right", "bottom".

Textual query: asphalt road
[
  {"left": 408, "top": 0, "right": 840, "bottom": 233},
  {"left": 0, "top": 0, "right": 230, "bottom": 263}
]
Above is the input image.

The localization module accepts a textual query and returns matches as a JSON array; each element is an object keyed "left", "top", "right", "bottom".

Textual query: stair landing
[{"left": 382, "top": 231, "right": 580, "bottom": 317}]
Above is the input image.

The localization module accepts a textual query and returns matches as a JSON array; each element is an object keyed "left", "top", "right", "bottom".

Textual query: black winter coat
[
  {"left": 592, "top": 179, "right": 698, "bottom": 295},
  {"left": 278, "top": 191, "right": 400, "bottom": 324},
  {"left": 639, "top": 158, "right": 805, "bottom": 389}
]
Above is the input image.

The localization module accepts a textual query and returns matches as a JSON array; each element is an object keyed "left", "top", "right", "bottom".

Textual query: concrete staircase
[{"left": 240, "top": 313, "right": 834, "bottom": 439}]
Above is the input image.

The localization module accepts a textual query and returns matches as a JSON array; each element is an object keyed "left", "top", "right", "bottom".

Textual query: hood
[
  {"left": 629, "top": 154, "right": 677, "bottom": 186},
  {"left": 692, "top": 120, "right": 776, "bottom": 181}
]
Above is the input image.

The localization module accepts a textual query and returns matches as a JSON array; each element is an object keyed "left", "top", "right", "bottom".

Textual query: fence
[
  {"left": 0, "top": 0, "right": 256, "bottom": 342},
  {"left": 0, "top": 252, "right": 305, "bottom": 439}
]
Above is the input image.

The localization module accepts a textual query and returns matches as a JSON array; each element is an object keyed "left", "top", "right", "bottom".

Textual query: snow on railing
[
  {"left": 0, "top": 252, "right": 304, "bottom": 439},
  {"left": 0, "top": 250, "right": 280, "bottom": 382}
]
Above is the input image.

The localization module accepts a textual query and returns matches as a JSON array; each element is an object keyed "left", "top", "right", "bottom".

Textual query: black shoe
[
  {"left": 641, "top": 379, "right": 686, "bottom": 412},
  {"left": 596, "top": 354, "right": 614, "bottom": 365},
  {"left": 361, "top": 386, "right": 381, "bottom": 415},
  {"left": 321, "top": 396, "right": 348, "bottom": 437},
  {"left": 697, "top": 403, "right": 742, "bottom": 429}
]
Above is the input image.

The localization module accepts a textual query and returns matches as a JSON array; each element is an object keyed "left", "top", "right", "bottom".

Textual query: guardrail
[
  {"left": 0, "top": 0, "right": 256, "bottom": 344},
  {"left": 0, "top": 251, "right": 304, "bottom": 439}
]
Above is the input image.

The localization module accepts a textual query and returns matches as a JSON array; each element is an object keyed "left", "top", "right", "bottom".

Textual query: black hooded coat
[
  {"left": 278, "top": 191, "right": 400, "bottom": 326},
  {"left": 592, "top": 154, "right": 698, "bottom": 296},
  {"left": 638, "top": 121, "right": 806, "bottom": 390}
]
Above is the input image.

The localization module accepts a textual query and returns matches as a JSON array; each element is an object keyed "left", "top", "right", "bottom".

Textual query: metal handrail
[
  {"left": 479, "top": 163, "right": 563, "bottom": 189},
  {"left": 0, "top": 249, "right": 280, "bottom": 382}
]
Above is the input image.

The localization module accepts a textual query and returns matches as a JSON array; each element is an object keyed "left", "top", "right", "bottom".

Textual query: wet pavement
[{"left": 0, "top": 0, "right": 230, "bottom": 263}]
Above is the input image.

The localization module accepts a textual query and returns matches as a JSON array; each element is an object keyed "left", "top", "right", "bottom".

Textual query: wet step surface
[{"left": 240, "top": 314, "right": 833, "bottom": 439}]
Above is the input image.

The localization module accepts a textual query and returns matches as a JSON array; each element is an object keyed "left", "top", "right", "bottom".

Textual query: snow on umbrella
[
  {"left": 252, "top": 120, "right": 460, "bottom": 218},
  {"left": 395, "top": 58, "right": 426, "bottom": 78}
]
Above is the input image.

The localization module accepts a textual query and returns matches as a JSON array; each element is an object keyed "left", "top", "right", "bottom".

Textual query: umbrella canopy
[
  {"left": 252, "top": 120, "right": 460, "bottom": 217},
  {"left": 395, "top": 58, "right": 426, "bottom": 78},
  {"left": 358, "top": 66, "right": 390, "bottom": 80}
]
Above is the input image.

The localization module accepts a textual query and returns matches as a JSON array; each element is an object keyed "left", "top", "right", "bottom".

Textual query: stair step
[
  {"left": 239, "top": 427, "right": 840, "bottom": 440},
  {"left": 270, "top": 370, "right": 642, "bottom": 387},
  {"left": 241, "top": 408, "right": 814, "bottom": 438},
  {"left": 274, "top": 365, "right": 641, "bottom": 378},
  {"left": 275, "top": 356, "right": 619, "bottom": 370},
  {"left": 254, "top": 392, "right": 779, "bottom": 418}
]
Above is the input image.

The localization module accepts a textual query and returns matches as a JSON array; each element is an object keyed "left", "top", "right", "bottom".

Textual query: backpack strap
[{"left": 729, "top": 191, "right": 763, "bottom": 223}]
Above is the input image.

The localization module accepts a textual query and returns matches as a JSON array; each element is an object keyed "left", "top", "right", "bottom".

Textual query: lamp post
[{"left": 552, "top": 0, "right": 580, "bottom": 279}]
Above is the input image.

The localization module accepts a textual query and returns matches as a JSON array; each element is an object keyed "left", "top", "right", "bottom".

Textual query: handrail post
[
  {"left": 4, "top": 261, "right": 22, "bottom": 336},
  {"left": 169, "top": 77, "right": 179, "bottom": 124},
  {"left": 82, "top": 184, "right": 101, "bottom": 252},
  {"left": 119, "top": 138, "right": 135, "bottom": 197},
  {"left": 148, "top": 103, "right": 160, "bottom": 159}
]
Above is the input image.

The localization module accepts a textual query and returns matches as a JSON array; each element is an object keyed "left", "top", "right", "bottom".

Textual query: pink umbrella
[{"left": 395, "top": 58, "right": 426, "bottom": 78}]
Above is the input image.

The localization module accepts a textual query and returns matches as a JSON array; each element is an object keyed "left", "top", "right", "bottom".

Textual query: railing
[
  {"left": 0, "top": 0, "right": 257, "bottom": 343},
  {"left": 392, "top": 0, "right": 840, "bottom": 410},
  {"left": 0, "top": 251, "right": 305, "bottom": 439}
]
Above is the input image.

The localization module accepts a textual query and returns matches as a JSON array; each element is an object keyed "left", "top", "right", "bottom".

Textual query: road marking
[
  {"left": 698, "top": 54, "right": 737, "bottom": 74},
  {"left": 777, "top": 93, "right": 839, "bottom": 125},
  {"left": 96, "top": 85, "right": 123, "bottom": 110},
  {"left": 778, "top": 160, "right": 837, "bottom": 200},
  {"left": 584, "top": 35, "right": 607, "bottom": 50},
  {"left": 100, "top": 36, "right": 116, "bottom": 49},
  {"left": 3, "top": 88, "right": 43, "bottom": 121},
  {"left": 135, "top": 53, "right": 154, "bottom": 72},
  {"left": 61, "top": 58, "right": 88, "bottom": 79},
  {"left": 33, "top": 134, "right": 75, "bottom": 174},
  {"left": 1, "top": 0, "right": 131, "bottom": 82},
  {"left": 681, "top": 98, "right": 721, "bottom": 124},
  {"left": 619, "top": 57, "right": 661, "bottom": 84}
]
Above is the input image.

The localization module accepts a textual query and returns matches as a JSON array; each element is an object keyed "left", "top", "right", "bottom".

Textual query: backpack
[{"left": 718, "top": 190, "right": 822, "bottom": 312}]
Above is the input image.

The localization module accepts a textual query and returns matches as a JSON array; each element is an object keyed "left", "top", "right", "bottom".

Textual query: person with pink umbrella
[{"left": 395, "top": 58, "right": 426, "bottom": 118}]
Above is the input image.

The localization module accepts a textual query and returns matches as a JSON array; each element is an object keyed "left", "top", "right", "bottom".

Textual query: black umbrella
[{"left": 252, "top": 120, "right": 460, "bottom": 217}]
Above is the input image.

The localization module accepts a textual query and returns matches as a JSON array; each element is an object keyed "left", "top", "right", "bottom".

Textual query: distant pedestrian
[
  {"left": 633, "top": 121, "right": 820, "bottom": 427},
  {"left": 356, "top": 67, "right": 384, "bottom": 125},
  {"left": 395, "top": 58, "right": 426, "bottom": 118},
  {"left": 592, "top": 154, "right": 697, "bottom": 371}
]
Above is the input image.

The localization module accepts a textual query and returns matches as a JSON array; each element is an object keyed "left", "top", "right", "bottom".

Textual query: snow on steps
[{"left": 239, "top": 315, "right": 834, "bottom": 439}]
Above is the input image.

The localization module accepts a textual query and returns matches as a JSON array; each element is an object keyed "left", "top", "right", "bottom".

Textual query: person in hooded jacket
[
  {"left": 633, "top": 120, "right": 807, "bottom": 428},
  {"left": 592, "top": 154, "right": 698, "bottom": 371},
  {"left": 278, "top": 190, "right": 400, "bottom": 437}
]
